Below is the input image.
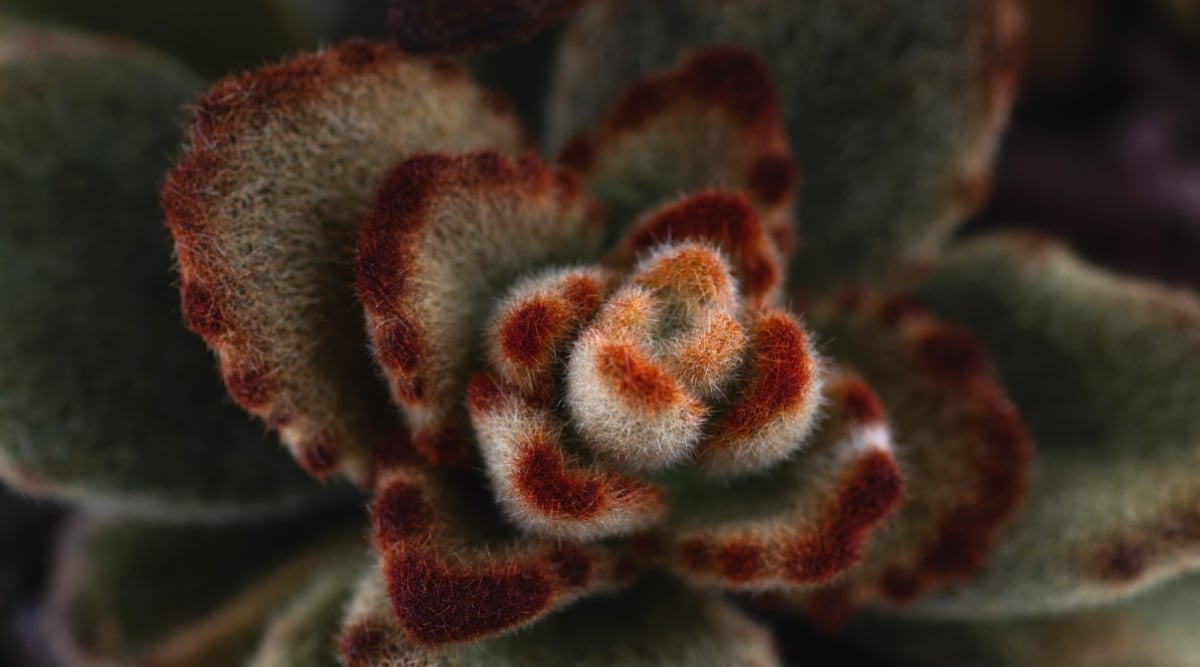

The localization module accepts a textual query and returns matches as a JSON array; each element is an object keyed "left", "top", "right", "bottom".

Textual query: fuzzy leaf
[
  {"left": 356, "top": 150, "right": 603, "bottom": 466},
  {"left": 659, "top": 369, "right": 903, "bottom": 591},
  {"left": 0, "top": 23, "right": 327, "bottom": 516},
  {"left": 368, "top": 465, "right": 630, "bottom": 646},
  {"left": 557, "top": 47, "right": 799, "bottom": 253},
  {"left": 801, "top": 291, "right": 1033, "bottom": 612},
  {"left": 163, "top": 42, "right": 522, "bottom": 481},
  {"left": 909, "top": 232, "right": 1200, "bottom": 616},
  {"left": 248, "top": 549, "right": 367, "bottom": 667},
  {"left": 339, "top": 572, "right": 780, "bottom": 666},
  {"left": 388, "top": 0, "right": 586, "bottom": 55},
  {"left": 47, "top": 508, "right": 361, "bottom": 667},
  {"left": 548, "top": 0, "right": 1023, "bottom": 291},
  {"left": 847, "top": 573, "right": 1200, "bottom": 667}
]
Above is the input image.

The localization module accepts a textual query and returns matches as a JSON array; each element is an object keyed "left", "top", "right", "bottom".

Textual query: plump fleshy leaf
[
  {"left": 248, "top": 549, "right": 367, "bottom": 667},
  {"left": 548, "top": 0, "right": 1023, "bottom": 291},
  {"left": 659, "top": 369, "right": 903, "bottom": 591},
  {"left": 0, "top": 23, "right": 327, "bottom": 516},
  {"left": 47, "top": 508, "right": 361, "bottom": 667},
  {"left": 847, "top": 573, "right": 1200, "bottom": 667},
  {"left": 339, "top": 572, "right": 780, "bottom": 666},
  {"left": 388, "top": 0, "right": 586, "bottom": 55},
  {"left": 163, "top": 42, "right": 522, "bottom": 481},
  {"left": 909, "top": 232, "right": 1200, "bottom": 616},
  {"left": 0, "top": 0, "right": 322, "bottom": 74},
  {"left": 368, "top": 465, "right": 630, "bottom": 646},
  {"left": 356, "top": 150, "right": 603, "bottom": 466},
  {"left": 801, "top": 291, "right": 1032, "bottom": 613},
  {"left": 557, "top": 47, "right": 799, "bottom": 252}
]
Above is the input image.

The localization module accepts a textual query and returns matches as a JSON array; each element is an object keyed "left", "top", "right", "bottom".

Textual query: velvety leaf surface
[
  {"left": 339, "top": 573, "right": 780, "bottom": 666},
  {"left": 910, "top": 232, "right": 1200, "bottom": 616},
  {"left": 802, "top": 291, "right": 1032, "bottom": 613},
  {"left": 0, "top": 22, "right": 327, "bottom": 517},
  {"left": 548, "top": 0, "right": 1023, "bottom": 291},
  {"left": 163, "top": 41, "right": 522, "bottom": 482}
]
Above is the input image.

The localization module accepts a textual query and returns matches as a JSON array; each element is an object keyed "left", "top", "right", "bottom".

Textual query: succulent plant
[{"left": 2, "top": 1, "right": 1199, "bottom": 666}]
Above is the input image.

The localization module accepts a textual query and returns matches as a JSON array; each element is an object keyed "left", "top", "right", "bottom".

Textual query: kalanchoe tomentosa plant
[{"left": 2, "top": 1, "right": 1200, "bottom": 665}]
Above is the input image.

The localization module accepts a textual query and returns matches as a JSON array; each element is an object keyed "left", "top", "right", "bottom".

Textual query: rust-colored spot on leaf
[
  {"left": 386, "top": 553, "right": 554, "bottom": 645},
  {"left": 546, "top": 544, "right": 592, "bottom": 589},
  {"left": 594, "top": 342, "right": 681, "bottom": 413},
  {"left": 916, "top": 326, "right": 989, "bottom": 384},
  {"left": 179, "top": 280, "right": 227, "bottom": 338},
  {"left": 621, "top": 192, "right": 780, "bottom": 300},
  {"left": 513, "top": 436, "right": 606, "bottom": 520},
  {"left": 499, "top": 297, "right": 566, "bottom": 367},
  {"left": 747, "top": 153, "right": 800, "bottom": 207},
  {"left": 786, "top": 450, "right": 904, "bottom": 583},
  {"left": 713, "top": 312, "right": 815, "bottom": 440},
  {"left": 717, "top": 542, "right": 766, "bottom": 583},
  {"left": 373, "top": 479, "right": 436, "bottom": 545},
  {"left": 223, "top": 365, "right": 274, "bottom": 410}
]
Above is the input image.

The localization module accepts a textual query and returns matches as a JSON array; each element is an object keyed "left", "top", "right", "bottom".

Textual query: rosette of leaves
[{"left": 2, "top": 1, "right": 1199, "bottom": 665}]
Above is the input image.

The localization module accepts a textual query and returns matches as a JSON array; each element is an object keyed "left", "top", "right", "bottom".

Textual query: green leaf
[
  {"left": 0, "top": 23, "right": 328, "bottom": 517},
  {"left": 846, "top": 572, "right": 1200, "bottom": 667},
  {"left": 163, "top": 41, "right": 523, "bottom": 481},
  {"left": 48, "top": 507, "right": 363, "bottom": 666},
  {"left": 910, "top": 232, "right": 1200, "bottom": 616},
  {"left": 547, "top": 0, "right": 1022, "bottom": 291}
]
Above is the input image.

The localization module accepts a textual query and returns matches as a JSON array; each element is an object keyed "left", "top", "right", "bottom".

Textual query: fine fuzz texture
[
  {"left": 559, "top": 48, "right": 799, "bottom": 252},
  {"left": 805, "top": 291, "right": 1032, "bottom": 613},
  {"left": 369, "top": 466, "right": 630, "bottom": 645},
  {"left": 911, "top": 233, "right": 1200, "bottom": 616},
  {"left": 549, "top": 0, "right": 1023, "bottom": 290},
  {"left": 662, "top": 369, "right": 902, "bottom": 591},
  {"left": 163, "top": 41, "right": 522, "bottom": 481},
  {"left": 357, "top": 151, "right": 603, "bottom": 466},
  {"left": 339, "top": 573, "right": 780, "bottom": 666},
  {"left": 0, "top": 24, "right": 324, "bottom": 516}
]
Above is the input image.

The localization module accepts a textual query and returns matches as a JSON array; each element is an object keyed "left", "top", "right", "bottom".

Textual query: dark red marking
[
  {"left": 179, "top": 280, "right": 227, "bottom": 338},
  {"left": 467, "top": 372, "right": 508, "bottom": 415},
  {"left": 297, "top": 436, "right": 341, "bottom": 477},
  {"left": 413, "top": 424, "right": 470, "bottom": 466},
  {"left": 710, "top": 312, "right": 814, "bottom": 441},
  {"left": 513, "top": 436, "right": 606, "bottom": 520},
  {"left": 837, "top": 377, "right": 886, "bottom": 425},
  {"left": 717, "top": 542, "right": 766, "bottom": 583},
  {"left": 606, "top": 48, "right": 779, "bottom": 135},
  {"left": 385, "top": 553, "right": 554, "bottom": 645},
  {"left": 680, "top": 538, "right": 714, "bottom": 573},
  {"left": 373, "top": 479, "right": 436, "bottom": 545},
  {"left": 916, "top": 326, "right": 989, "bottom": 384},
  {"left": 191, "top": 40, "right": 404, "bottom": 141},
  {"left": 594, "top": 343, "right": 680, "bottom": 412},
  {"left": 785, "top": 450, "right": 904, "bottom": 583},
  {"left": 620, "top": 192, "right": 779, "bottom": 299},
  {"left": 747, "top": 153, "right": 800, "bottom": 207},
  {"left": 546, "top": 544, "right": 592, "bottom": 589},
  {"left": 499, "top": 297, "right": 564, "bottom": 366},
  {"left": 223, "top": 365, "right": 273, "bottom": 409}
]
